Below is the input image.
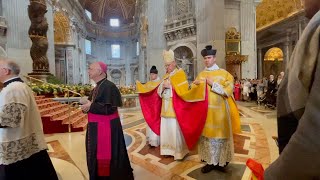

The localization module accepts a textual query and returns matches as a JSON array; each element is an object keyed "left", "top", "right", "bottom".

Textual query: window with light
[
  {"left": 85, "top": 10, "right": 92, "bottom": 20},
  {"left": 85, "top": 39, "right": 91, "bottom": 55},
  {"left": 111, "top": 44, "right": 120, "bottom": 58},
  {"left": 136, "top": 41, "right": 139, "bottom": 56},
  {"left": 110, "top": 18, "right": 119, "bottom": 27}
]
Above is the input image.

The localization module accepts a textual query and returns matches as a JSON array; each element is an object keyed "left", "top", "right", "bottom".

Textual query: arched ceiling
[
  {"left": 264, "top": 47, "right": 283, "bottom": 61},
  {"left": 79, "top": 0, "right": 136, "bottom": 25},
  {"left": 256, "top": 0, "right": 304, "bottom": 31}
]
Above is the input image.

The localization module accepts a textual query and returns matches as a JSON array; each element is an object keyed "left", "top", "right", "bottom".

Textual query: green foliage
[{"left": 46, "top": 75, "right": 63, "bottom": 84}]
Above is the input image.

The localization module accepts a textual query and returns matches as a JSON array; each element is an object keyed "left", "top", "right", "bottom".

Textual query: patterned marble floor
[{"left": 44, "top": 102, "right": 279, "bottom": 180}]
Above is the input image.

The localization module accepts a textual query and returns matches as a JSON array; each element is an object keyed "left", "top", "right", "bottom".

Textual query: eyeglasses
[{"left": 0, "top": 66, "right": 11, "bottom": 71}]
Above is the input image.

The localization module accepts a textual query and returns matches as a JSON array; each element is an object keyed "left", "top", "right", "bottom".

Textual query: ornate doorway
[{"left": 263, "top": 47, "right": 284, "bottom": 77}]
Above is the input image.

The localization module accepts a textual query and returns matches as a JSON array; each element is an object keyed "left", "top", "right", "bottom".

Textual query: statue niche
[
  {"left": 28, "top": 0, "right": 50, "bottom": 74},
  {"left": 173, "top": 46, "right": 194, "bottom": 81}
]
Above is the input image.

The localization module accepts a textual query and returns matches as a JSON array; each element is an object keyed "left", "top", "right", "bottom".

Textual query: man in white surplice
[
  {"left": 157, "top": 50, "right": 189, "bottom": 160},
  {"left": 0, "top": 58, "right": 58, "bottom": 180}
]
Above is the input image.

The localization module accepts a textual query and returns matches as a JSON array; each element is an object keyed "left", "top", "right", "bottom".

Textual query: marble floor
[{"left": 44, "top": 102, "right": 279, "bottom": 180}]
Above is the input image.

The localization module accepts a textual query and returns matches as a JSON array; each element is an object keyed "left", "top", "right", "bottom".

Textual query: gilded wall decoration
[
  {"left": 225, "top": 27, "right": 241, "bottom": 55},
  {"left": 256, "top": 0, "right": 304, "bottom": 31},
  {"left": 264, "top": 47, "right": 284, "bottom": 61},
  {"left": 54, "top": 12, "right": 71, "bottom": 44}
]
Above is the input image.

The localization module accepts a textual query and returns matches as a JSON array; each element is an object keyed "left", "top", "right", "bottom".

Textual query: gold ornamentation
[
  {"left": 256, "top": 0, "right": 304, "bottom": 31},
  {"left": 226, "top": 27, "right": 241, "bottom": 40},
  {"left": 80, "top": 0, "right": 136, "bottom": 24},
  {"left": 30, "top": 0, "right": 46, "bottom": 6},
  {"left": 264, "top": 47, "right": 284, "bottom": 61},
  {"left": 225, "top": 27, "right": 241, "bottom": 55},
  {"left": 163, "top": 50, "right": 175, "bottom": 63},
  {"left": 28, "top": 0, "right": 50, "bottom": 73},
  {"left": 225, "top": 54, "right": 248, "bottom": 64},
  {"left": 54, "top": 12, "right": 71, "bottom": 44},
  {"left": 29, "top": 34, "right": 47, "bottom": 40}
]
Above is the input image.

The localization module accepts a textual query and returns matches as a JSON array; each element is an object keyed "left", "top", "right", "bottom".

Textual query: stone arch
[
  {"left": 170, "top": 42, "right": 196, "bottom": 57},
  {"left": 263, "top": 47, "right": 284, "bottom": 77},
  {"left": 171, "top": 45, "right": 195, "bottom": 81},
  {"left": 54, "top": 12, "right": 72, "bottom": 44},
  {"left": 110, "top": 69, "right": 122, "bottom": 85},
  {"left": 264, "top": 47, "right": 283, "bottom": 61}
]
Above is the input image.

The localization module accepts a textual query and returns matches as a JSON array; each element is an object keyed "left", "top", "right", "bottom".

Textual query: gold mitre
[{"left": 163, "top": 50, "right": 175, "bottom": 63}]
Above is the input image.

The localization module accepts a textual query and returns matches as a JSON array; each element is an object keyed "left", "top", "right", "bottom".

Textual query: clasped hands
[
  {"left": 162, "top": 79, "right": 171, "bottom": 90},
  {"left": 193, "top": 77, "right": 214, "bottom": 86}
]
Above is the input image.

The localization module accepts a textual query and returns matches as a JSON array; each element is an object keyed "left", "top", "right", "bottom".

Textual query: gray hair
[{"left": 0, "top": 58, "right": 20, "bottom": 75}]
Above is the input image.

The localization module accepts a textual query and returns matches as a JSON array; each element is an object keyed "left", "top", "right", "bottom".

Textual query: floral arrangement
[
  {"left": 118, "top": 86, "right": 136, "bottom": 95},
  {"left": 28, "top": 83, "right": 137, "bottom": 97},
  {"left": 28, "top": 83, "right": 92, "bottom": 98}
]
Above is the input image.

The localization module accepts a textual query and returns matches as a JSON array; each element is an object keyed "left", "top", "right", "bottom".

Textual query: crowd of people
[{"left": 233, "top": 72, "right": 284, "bottom": 109}]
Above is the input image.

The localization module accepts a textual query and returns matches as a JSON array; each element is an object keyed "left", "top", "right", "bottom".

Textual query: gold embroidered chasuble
[{"left": 194, "top": 69, "right": 241, "bottom": 138}]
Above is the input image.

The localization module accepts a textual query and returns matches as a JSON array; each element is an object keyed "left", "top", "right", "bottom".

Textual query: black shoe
[
  {"left": 201, "top": 164, "right": 215, "bottom": 173},
  {"left": 215, "top": 162, "right": 229, "bottom": 172},
  {"left": 215, "top": 166, "right": 227, "bottom": 172},
  {"left": 148, "top": 144, "right": 155, "bottom": 148}
]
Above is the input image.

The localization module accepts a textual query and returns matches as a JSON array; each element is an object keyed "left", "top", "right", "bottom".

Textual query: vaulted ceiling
[
  {"left": 256, "top": 0, "right": 304, "bottom": 31},
  {"left": 79, "top": 0, "right": 136, "bottom": 25}
]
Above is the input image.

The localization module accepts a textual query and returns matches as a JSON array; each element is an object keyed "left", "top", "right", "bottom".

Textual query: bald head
[
  {"left": 0, "top": 58, "right": 20, "bottom": 83},
  {"left": 304, "top": 0, "right": 320, "bottom": 19},
  {"left": 0, "top": 58, "right": 20, "bottom": 75},
  {"left": 88, "top": 62, "right": 106, "bottom": 82}
]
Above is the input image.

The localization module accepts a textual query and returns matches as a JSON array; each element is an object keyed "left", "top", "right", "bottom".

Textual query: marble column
[
  {"left": 146, "top": 0, "right": 167, "bottom": 78},
  {"left": 282, "top": 29, "right": 292, "bottom": 67},
  {"left": 130, "top": 66, "right": 135, "bottom": 85},
  {"left": 138, "top": 48, "right": 146, "bottom": 82},
  {"left": 3, "top": 0, "right": 55, "bottom": 75},
  {"left": 121, "top": 67, "right": 126, "bottom": 86},
  {"left": 125, "top": 43, "right": 131, "bottom": 86},
  {"left": 257, "top": 48, "right": 263, "bottom": 79},
  {"left": 282, "top": 42, "right": 289, "bottom": 68},
  {"left": 195, "top": 0, "right": 225, "bottom": 72},
  {"left": 66, "top": 46, "right": 74, "bottom": 84},
  {"left": 240, "top": 0, "right": 257, "bottom": 79},
  {"left": 298, "top": 16, "right": 308, "bottom": 39}
]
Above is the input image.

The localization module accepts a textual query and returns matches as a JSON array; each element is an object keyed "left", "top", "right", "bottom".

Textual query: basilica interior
[{"left": 0, "top": 0, "right": 308, "bottom": 179}]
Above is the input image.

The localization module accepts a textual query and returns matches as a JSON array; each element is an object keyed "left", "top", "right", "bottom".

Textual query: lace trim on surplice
[
  {"left": 0, "top": 103, "right": 27, "bottom": 128},
  {"left": 198, "top": 136, "right": 232, "bottom": 166},
  {"left": 0, "top": 133, "right": 45, "bottom": 165}
]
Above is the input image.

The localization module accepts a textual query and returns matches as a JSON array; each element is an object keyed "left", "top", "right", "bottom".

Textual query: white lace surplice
[
  {"left": 0, "top": 82, "right": 48, "bottom": 165},
  {"left": 146, "top": 126, "right": 160, "bottom": 147},
  {"left": 198, "top": 136, "right": 233, "bottom": 166}
]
